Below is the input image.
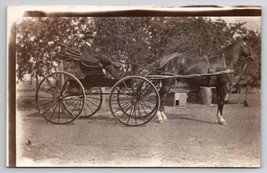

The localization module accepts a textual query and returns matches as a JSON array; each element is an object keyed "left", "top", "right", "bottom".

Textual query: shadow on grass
[
  {"left": 79, "top": 114, "right": 112, "bottom": 120},
  {"left": 25, "top": 108, "right": 218, "bottom": 126},
  {"left": 167, "top": 113, "right": 218, "bottom": 125},
  {"left": 17, "top": 99, "right": 36, "bottom": 111}
]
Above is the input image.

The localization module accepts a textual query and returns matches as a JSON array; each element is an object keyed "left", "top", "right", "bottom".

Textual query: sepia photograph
[{"left": 7, "top": 6, "right": 261, "bottom": 167}]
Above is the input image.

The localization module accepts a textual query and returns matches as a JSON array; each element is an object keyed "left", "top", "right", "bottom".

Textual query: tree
[
  {"left": 16, "top": 17, "right": 93, "bottom": 87},
  {"left": 16, "top": 16, "right": 261, "bottom": 87}
]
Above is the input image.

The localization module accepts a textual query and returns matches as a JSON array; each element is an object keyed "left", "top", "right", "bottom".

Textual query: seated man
[{"left": 80, "top": 31, "right": 120, "bottom": 79}]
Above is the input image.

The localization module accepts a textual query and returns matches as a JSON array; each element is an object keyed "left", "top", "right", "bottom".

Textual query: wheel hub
[
  {"left": 131, "top": 98, "right": 140, "bottom": 105},
  {"left": 57, "top": 95, "right": 64, "bottom": 101}
]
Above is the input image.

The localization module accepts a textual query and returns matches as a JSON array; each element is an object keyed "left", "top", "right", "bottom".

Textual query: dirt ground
[{"left": 16, "top": 91, "right": 260, "bottom": 167}]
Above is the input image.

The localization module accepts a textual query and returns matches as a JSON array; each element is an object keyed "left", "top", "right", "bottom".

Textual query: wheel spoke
[
  {"left": 118, "top": 112, "right": 126, "bottom": 120},
  {"left": 85, "top": 101, "right": 94, "bottom": 113},
  {"left": 137, "top": 103, "right": 146, "bottom": 123},
  {"left": 85, "top": 98, "right": 100, "bottom": 107},
  {"left": 71, "top": 99, "right": 80, "bottom": 114},
  {"left": 61, "top": 100, "right": 76, "bottom": 118},
  {"left": 113, "top": 101, "right": 132, "bottom": 114},
  {"left": 118, "top": 101, "right": 132, "bottom": 109},
  {"left": 59, "top": 102, "right": 69, "bottom": 122},
  {"left": 118, "top": 104, "right": 133, "bottom": 119},
  {"left": 133, "top": 105, "right": 137, "bottom": 125},
  {"left": 127, "top": 106, "right": 134, "bottom": 124},
  {"left": 63, "top": 84, "right": 79, "bottom": 97},
  {"left": 80, "top": 87, "right": 102, "bottom": 117},
  {"left": 116, "top": 87, "right": 131, "bottom": 98},
  {"left": 142, "top": 99, "right": 157, "bottom": 105},
  {"left": 140, "top": 85, "right": 154, "bottom": 98},
  {"left": 41, "top": 100, "right": 57, "bottom": 116},
  {"left": 64, "top": 97, "right": 80, "bottom": 108},
  {"left": 49, "top": 102, "right": 59, "bottom": 121},
  {"left": 58, "top": 102, "right": 61, "bottom": 123},
  {"left": 139, "top": 100, "right": 154, "bottom": 111},
  {"left": 39, "top": 99, "right": 56, "bottom": 108},
  {"left": 139, "top": 101, "right": 149, "bottom": 115}
]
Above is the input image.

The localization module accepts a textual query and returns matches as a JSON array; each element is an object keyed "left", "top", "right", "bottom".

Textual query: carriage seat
[
  {"left": 79, "top": 60, "right": 120, "bottom": 87},
  {"left": 79, "top": 61, "right": 105, "bottom": 77}
]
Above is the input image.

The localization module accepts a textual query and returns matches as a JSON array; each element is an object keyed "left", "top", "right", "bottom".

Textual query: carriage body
[{"left": 35, "top": 54, "right": 161, "bottom": 126}]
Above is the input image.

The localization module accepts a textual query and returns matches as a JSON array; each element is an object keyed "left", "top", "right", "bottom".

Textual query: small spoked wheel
[
  {"left": 36, "top": 71, "right": 86, "bottom": 124},
  {"left": 79, "top": 87, "right": 103, "bottom": 118},
  {"left": 109, "top": 76, "right": 160, "bottom": 126}
]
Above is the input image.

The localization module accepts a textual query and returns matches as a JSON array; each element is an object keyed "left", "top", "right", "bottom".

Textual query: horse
[{"left": 155, "top": 38, "right": 255, "bottom": 125}]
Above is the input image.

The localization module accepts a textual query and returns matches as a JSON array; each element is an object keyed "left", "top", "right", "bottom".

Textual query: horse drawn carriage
[{"left": 35, "top": 39, "right": 254, "bottom": 126}]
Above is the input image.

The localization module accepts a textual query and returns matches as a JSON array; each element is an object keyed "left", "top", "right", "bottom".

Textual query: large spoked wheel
[
  {"left": 36, "top": 71, "right": 86, "bottom": 124},
  {"left": 109, "top": 76, "right": 160, "bottom": 126},
  {"left": 79, "top": 87, "right": 103, "bottom": 118}
]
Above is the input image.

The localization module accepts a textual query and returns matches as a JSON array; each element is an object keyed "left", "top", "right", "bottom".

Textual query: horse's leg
[
  {"left": 244, "top": 85, "right": 249, "bottom": 107},
  {"left": 225, "top": 86, "right": 232, "bottom": 103},
  {"left": 156, "top": 79, "right": 172, "bottom": 123},
  {"left": 216, "top": 85, "right": 228, "bottom": 125}
]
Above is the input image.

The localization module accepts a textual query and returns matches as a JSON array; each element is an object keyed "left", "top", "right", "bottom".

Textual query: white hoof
[
  {"left": 218, "top": 118, "right": 227, "bottom": 125},
  {"left": 156, "top": 111, "right": 162, "bottom": 118},
  {"left": 156, "top": 111, "right": 163, "bottom": 119},
  {"left": 161, "top": 111, "right": 168, "bottom": 120}
]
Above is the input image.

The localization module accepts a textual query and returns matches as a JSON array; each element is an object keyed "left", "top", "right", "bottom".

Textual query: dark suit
[{"left": 80, "top": 42, "right": 119, "bottom": 79}]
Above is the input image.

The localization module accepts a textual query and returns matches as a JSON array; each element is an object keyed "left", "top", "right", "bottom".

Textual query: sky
[{"left": 209, "top": 16, "right": 261, "bottom": 32}]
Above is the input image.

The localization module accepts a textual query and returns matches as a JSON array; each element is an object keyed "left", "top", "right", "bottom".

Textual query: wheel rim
[
  {"left": 79, "top": 87, "right": 103, "bottom": 118},
  {"left": 36, "top": 72, "right": 85, "bottom": 124},
  {"left": 109, "top": 76, "right": 160, "bottom": 126}
]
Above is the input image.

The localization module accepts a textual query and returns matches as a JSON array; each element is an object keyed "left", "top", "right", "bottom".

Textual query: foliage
[{"left": 16, "top": 16, "right": 261, "bottom": 86}]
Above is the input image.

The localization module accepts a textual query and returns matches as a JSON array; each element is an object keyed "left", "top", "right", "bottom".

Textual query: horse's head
[{"left": 239, "top": 38, "right": 256, "bottom": 61}]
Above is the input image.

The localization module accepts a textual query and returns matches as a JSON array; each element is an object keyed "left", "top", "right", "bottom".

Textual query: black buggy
[{"left": 35, "top": 46, "right": 160, "bottom": 126}]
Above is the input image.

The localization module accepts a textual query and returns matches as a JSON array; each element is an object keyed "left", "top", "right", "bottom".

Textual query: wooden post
[
  {"left": 199, "top": 87, "right": 214, "bottom": 105},
  {"left": 58, "top": 60, "right": 65, "bottom": 89}
]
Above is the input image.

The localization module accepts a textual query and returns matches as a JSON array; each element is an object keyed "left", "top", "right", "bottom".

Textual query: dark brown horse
[{"left": 155, "top": 38, "right": 255, "bottom": 125}]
